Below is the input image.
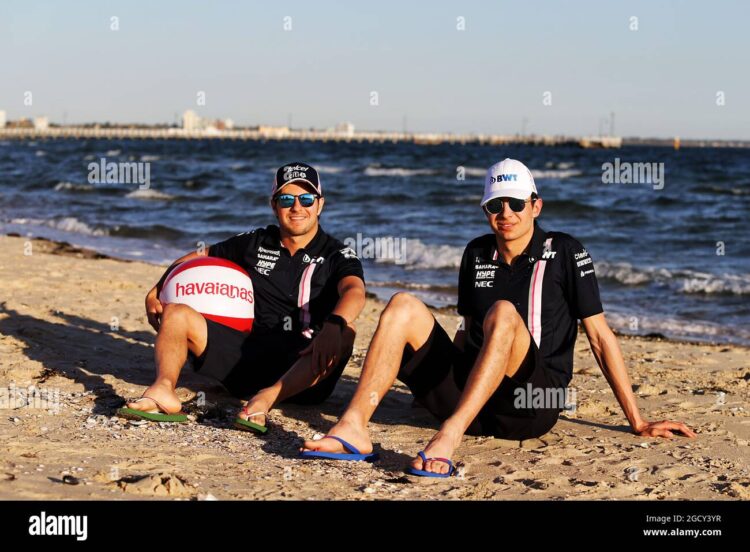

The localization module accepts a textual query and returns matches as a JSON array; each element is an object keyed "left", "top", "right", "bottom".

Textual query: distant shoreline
[{"left": 2, "top": 127, "right": 749, "bottom": 148}]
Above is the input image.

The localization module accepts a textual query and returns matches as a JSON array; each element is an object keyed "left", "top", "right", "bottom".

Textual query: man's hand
[
  {"left": 145, "top": 287, "right": 163, "bottom": 331},
  {"left": 633, "top": 419, "right": 697, "bottom": 439},
  {"left": 299, "top": 322, "right": 342, "bottom": 377}
]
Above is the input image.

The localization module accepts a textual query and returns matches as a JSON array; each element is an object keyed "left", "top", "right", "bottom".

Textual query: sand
[{"left": 0, "top": 234, "right": 748, "bottom": 500}]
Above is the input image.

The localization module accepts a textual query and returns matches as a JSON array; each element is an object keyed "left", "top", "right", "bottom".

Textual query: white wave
[
  {"left": 35, "top": 150, "right": 46, "bottom": 157},
  {"left": 9, "top": 216, "right": 109, "bottom": 237},
  {"left": 315, "top": 164, "right": 345, "bottom": 174},
  {"left": 531, "top": 169, "right": 582, "bottom": 179},
  {"left": 462, "top": 167, "right": 488, "bottom": 177},
  {"left": 54, "top": 181, "right": 94, "bottom": 192},
  {"left": 371, "top": 239, "right": 462, "bottom": 270},
  {"left": 125, "top": 188, "right": 175, "bottom": 200},
  {"left": 597, "top": 261, "right": 750, "bottom": 295},
  {"left": 364, "top": 166, "right": 438, "bottom": 177},
  {"left": 605, "top": 311, "right": 750, "bottom": 343},
  {"left": 140, "top": 155, "right": 160, "bottom": 162},
  {"left": 105, "top": 149, "right": 121, "bottom": 156},
  {"left": 460, "top": 167, "right": 582, "bottom": 180}
]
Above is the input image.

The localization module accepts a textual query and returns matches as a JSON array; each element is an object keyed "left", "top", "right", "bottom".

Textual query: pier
[{"left": 0, "top": 126, "right": 623, "bottom": 148}]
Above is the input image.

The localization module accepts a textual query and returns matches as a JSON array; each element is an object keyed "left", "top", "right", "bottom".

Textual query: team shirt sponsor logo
[
  {"left": 254, "top": 246, "right": 280, "bottom": 275},
  {"left": 339, "top": 247, "right": 359, "bottom": 260},
  {"left": 573, "top": 248, "right": 594, "bottom": 273},
  {"left": 283, "top": 164, "right": 310, "bottom": 181}
]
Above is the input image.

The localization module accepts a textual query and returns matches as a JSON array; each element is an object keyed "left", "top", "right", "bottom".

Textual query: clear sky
[{"left": 1, "top": 0, "right": 748, "bottom": 139}]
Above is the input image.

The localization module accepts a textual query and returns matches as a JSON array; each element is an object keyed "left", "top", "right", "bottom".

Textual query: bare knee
[
  {"left": 382, "top": 292, "right": 424, "bottom": 322},
  {"left": 160, "top": 303, "right": 195, "bottom": 328},
  {"left": 483, "top": 300, "right": 521, "bottom": 335}
]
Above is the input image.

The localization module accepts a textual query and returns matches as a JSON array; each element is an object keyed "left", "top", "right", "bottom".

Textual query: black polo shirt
[
  {"left": 457, "top": 223, "right": 603, "bottom": 387},
  {"left": 208, "top": 224, "right": 364, "bottom": 339}
]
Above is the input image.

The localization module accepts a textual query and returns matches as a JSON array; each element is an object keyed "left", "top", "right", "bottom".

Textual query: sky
[{"left": 1, "top": 0, "right": 748, "bottom": 139}]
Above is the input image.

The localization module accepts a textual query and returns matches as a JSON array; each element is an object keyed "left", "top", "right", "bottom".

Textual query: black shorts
[
  {"left": 189, "top": 319, "right": 350, "bottom": 404},
  {"left": 397, "top": 319, "right": 564, "bottom": 440}
]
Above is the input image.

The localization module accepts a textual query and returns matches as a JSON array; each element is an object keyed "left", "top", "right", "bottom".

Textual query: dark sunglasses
[
  {"left": 483, "top": 197, "right": 532, "bottom": 215},
  {"left": 273, "top": 193, "right": 319, "bottom": 208}
]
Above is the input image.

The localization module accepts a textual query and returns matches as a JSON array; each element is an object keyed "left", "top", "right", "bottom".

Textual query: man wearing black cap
[{"left": 121, "top": 163, "right": 366, "bottom": 432}]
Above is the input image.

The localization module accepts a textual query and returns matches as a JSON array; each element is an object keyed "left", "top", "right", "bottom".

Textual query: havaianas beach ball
[{"left": 159, "top": 256, "right": 254, "bottom": 332}]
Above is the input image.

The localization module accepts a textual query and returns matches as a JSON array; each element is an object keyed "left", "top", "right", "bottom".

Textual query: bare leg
[
  {"left": 301, "top": 292, "right": 436, "bottom": 454},
  {"left": 409, "top": 300, "right": 531, "bottom": 474},
  {"left": 126, "top": 303, "right": 207, "bottom": 414},
  {"left": 238, "top": 326, "right": 356, "bottom": 426}
]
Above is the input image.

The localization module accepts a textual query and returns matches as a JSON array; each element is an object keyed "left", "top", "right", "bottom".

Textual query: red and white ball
[{"left": 159, "top": 256, "right": 254, "bottom": 332}]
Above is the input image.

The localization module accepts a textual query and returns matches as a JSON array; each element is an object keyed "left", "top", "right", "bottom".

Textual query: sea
[{"left": 1, "top": 138, "right": 748, "bottom": 345}]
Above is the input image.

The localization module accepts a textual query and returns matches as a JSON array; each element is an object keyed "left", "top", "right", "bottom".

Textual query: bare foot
[
  {"left": 126, "top": 381, "right": 182, "bottom": 414},
  {"left": 300, "top": 417, "right": 373, "bottom": 455},
  {"left": 410, "top": 427, "right": 463, "bottom": 475}
]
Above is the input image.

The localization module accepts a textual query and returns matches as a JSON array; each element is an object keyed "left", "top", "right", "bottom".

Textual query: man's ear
[
  {"left": 317, "top": 196, "right": 325, "bottom": 216},
  {"left": 532, "top": 197, "right": 543, "bottom": 219}
]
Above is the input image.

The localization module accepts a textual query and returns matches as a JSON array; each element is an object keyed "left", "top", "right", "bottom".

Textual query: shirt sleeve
[
  {"left": 563, "top": 237, "right": 604, "bottom": 320},
  {"left": 457, "top": 245, "right": 472, "bottom": 316},
  {"left": 331, "top": 246, "right": 365, "bottom": 285},
  {"left": 208, "top": 231, "right": 255, "bottom": 266}
]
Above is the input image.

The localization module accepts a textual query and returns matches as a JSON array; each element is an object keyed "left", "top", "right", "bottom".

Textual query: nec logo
[{"left": 490, "top": 174, "right": 518, "bottom": 183}]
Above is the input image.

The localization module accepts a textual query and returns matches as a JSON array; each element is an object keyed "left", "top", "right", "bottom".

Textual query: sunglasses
[
  {"left": 273, "top": 193, "right": 319, "bottom": 208},
  {"left": 483, "top": 197, "right": 533, "bottom": 215}
]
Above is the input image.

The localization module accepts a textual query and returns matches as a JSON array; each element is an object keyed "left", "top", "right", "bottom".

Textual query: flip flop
[
  {"left": 233, "top": 410, "right": 269, "bottom": 434},
  {"left": 406, "top": 451, "right": 455, "bottom": 478},
  {"left": 116, "top": 396, "right": 188, "bottom": 423},
  {"left": 299, "top": 435, "right": 379, "bottom": 462}
]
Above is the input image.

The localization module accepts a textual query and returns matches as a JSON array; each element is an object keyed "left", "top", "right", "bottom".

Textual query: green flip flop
[
  {"left": 233, "top": 410, "right": 268, "bottom": 434},
  {"left": 116, "top": 397, "right": 188, "bottom": 423}
]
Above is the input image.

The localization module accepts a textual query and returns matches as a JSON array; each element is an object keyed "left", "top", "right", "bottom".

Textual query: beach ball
[{"left": 159, "top": 256, "right": 254, "bottom": 332}]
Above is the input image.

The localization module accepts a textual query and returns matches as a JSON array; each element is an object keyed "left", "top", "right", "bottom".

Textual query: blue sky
[{"left": 1, "top": 0, "right": 748, "bottom": 139}]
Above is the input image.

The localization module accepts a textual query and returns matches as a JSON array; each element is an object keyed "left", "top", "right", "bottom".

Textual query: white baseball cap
[{"left": 480, "top": 158, "right": 538, "bottom": 206}]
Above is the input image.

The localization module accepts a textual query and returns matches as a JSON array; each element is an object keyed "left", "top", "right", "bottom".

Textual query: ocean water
[{"left": 1, "top": 139, "right": 748, "bottom": 345}]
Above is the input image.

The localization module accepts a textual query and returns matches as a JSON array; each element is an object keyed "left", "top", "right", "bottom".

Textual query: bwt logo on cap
[
  {"left": 490, "top": 174, "right": 518, "bottom": 183},
  {"left": 481, "top": 158, "right": 537, "bottom": 205}
]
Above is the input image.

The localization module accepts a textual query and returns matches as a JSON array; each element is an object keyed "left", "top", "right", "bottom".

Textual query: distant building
[
  {"left": 258, "top": 125, "right": 290, "bottom": 138},
  {"left": 333, "top": 122, "right": 355, "bottom": 136},
  {"left": 182, "top": 110, "right": 201, "bottom": 131},
  {"left": 0, "top": 110, "right": 6, "bottom": 129},
  {"left": 33, "top": 116, "right": 49, "bottom": 131}
]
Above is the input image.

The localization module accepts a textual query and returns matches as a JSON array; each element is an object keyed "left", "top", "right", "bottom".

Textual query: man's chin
[{"left": 281, "top": 221, "right": 314, "bottom": 236}]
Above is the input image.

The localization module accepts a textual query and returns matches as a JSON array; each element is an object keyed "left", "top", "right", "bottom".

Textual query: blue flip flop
[
  {"left": 299, "top": 435, "right": 379, "bottom": 462},
  {"left": 406, "top": 451, "right": 456, "bottom": 478}
]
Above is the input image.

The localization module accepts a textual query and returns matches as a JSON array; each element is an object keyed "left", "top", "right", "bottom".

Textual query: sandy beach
[{"left": 0, "top": 233, "right": 748, "bottom": 501}]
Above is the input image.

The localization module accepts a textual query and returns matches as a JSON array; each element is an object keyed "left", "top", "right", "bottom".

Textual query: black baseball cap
[{"left": 271, "top": 162, "right": 322, "bottom": 197}]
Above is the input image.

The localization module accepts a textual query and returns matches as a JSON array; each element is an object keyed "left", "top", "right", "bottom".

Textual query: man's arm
[
  {"left": 145, "top": 248, "right": 208, "bottom": 331},
  {"left": 330, "top": 275, "right": 367, "bottom": 326},
  {"left": 581, "top": 313, "right": 697, "bottom": 439},
  {"left": 301, "top": 275, "right": 366, "bottom": 375}
]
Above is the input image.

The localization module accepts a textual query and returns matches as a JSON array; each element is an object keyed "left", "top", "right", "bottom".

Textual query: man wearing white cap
[{"left": 301, "top": 158, "right": 695, "bottom": 476}]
